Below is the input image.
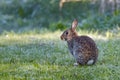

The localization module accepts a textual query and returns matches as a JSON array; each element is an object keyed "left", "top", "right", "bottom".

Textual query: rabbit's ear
[{"left": 71, "top": 19, "right": 78, "bottom": 31}]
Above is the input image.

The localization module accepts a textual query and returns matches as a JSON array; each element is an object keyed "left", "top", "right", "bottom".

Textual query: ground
[{"left": 0, "top": 30, "right": 120, "bottom": 80}]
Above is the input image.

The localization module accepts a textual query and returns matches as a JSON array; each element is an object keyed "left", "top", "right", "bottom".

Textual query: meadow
[
  {"left": 0, "top": 0, "right": 120, "bottom": 80},
  {"left": 0, "top": 29, "right": 120, "bottom": 80}
]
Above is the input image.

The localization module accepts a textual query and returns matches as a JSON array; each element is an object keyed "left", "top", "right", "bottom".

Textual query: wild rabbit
[{"left": 60, "top": 19, "right": 98, "bottom": 66}]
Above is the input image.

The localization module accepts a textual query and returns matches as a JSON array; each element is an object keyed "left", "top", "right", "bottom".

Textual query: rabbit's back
[
  {"left": 74, "top": 36, "right": 98, "bottom": 52},
  {"left": 72, "top": 36, "right": 98, "bottom": 65}
]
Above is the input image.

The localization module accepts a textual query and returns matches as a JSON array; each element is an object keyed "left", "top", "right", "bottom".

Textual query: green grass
[{"left": 0, "top": 30, "right": 120, "bottom": 80}]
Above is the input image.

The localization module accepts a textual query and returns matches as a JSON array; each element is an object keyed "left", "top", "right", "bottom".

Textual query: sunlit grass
[{"left": 0, "top": 30, "right": 120, "bottom": 80}]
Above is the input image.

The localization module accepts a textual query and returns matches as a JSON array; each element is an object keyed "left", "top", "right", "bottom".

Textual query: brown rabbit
[{"left": 60, "top": 19, "right": 98, "bottom": 66}]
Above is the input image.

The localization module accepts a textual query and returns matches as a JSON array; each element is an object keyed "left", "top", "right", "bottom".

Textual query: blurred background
[{"left": 0, "top": 0, "right": 120, "bottom": 33}]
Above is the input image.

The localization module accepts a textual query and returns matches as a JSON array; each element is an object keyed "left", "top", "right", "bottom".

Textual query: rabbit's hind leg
[
  {"left": 76, "top": 57, "right": 86, "bottom": 65},
  {"left": 73, "top": 51, "right": 86, "bottom": 65}
]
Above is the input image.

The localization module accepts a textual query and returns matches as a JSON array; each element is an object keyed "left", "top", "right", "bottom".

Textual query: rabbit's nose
[
  {"left": 61, "top": 36, "right": 66, "bottom": 41},
  {"left": 60, "top": 36, "right": 63, "bottom": 40}
]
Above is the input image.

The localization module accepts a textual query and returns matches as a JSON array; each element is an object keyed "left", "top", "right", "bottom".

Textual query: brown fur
[{"left": 60, "top": 19, "right": 98, "bottom": 65}]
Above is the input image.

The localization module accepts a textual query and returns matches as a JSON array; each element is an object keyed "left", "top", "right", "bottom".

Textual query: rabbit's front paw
[{"left": 74, "top": 62, "right": 79, "bottom": 66}]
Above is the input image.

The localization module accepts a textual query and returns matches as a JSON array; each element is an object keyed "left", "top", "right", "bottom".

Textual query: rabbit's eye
[{"left": 66, "top": 32, "right": 68, "bottom": 35}]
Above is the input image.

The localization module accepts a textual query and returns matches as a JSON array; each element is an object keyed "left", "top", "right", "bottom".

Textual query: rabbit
[{"left": 60, "top": 19, "right": 98, "bottom": 66}]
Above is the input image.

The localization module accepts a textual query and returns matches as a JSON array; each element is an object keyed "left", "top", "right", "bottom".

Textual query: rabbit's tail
[{"left": 87, "top": 59, "right": 94, "bottom": 65}]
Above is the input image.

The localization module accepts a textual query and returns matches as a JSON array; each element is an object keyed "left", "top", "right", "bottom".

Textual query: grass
[{"left": 0, "top": 29, "right": 120, "bottom": 80}]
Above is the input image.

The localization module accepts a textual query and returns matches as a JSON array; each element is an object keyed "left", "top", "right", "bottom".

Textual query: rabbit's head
[{"left": 60, "top": 19, "right": 78, "bottom": 41}]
